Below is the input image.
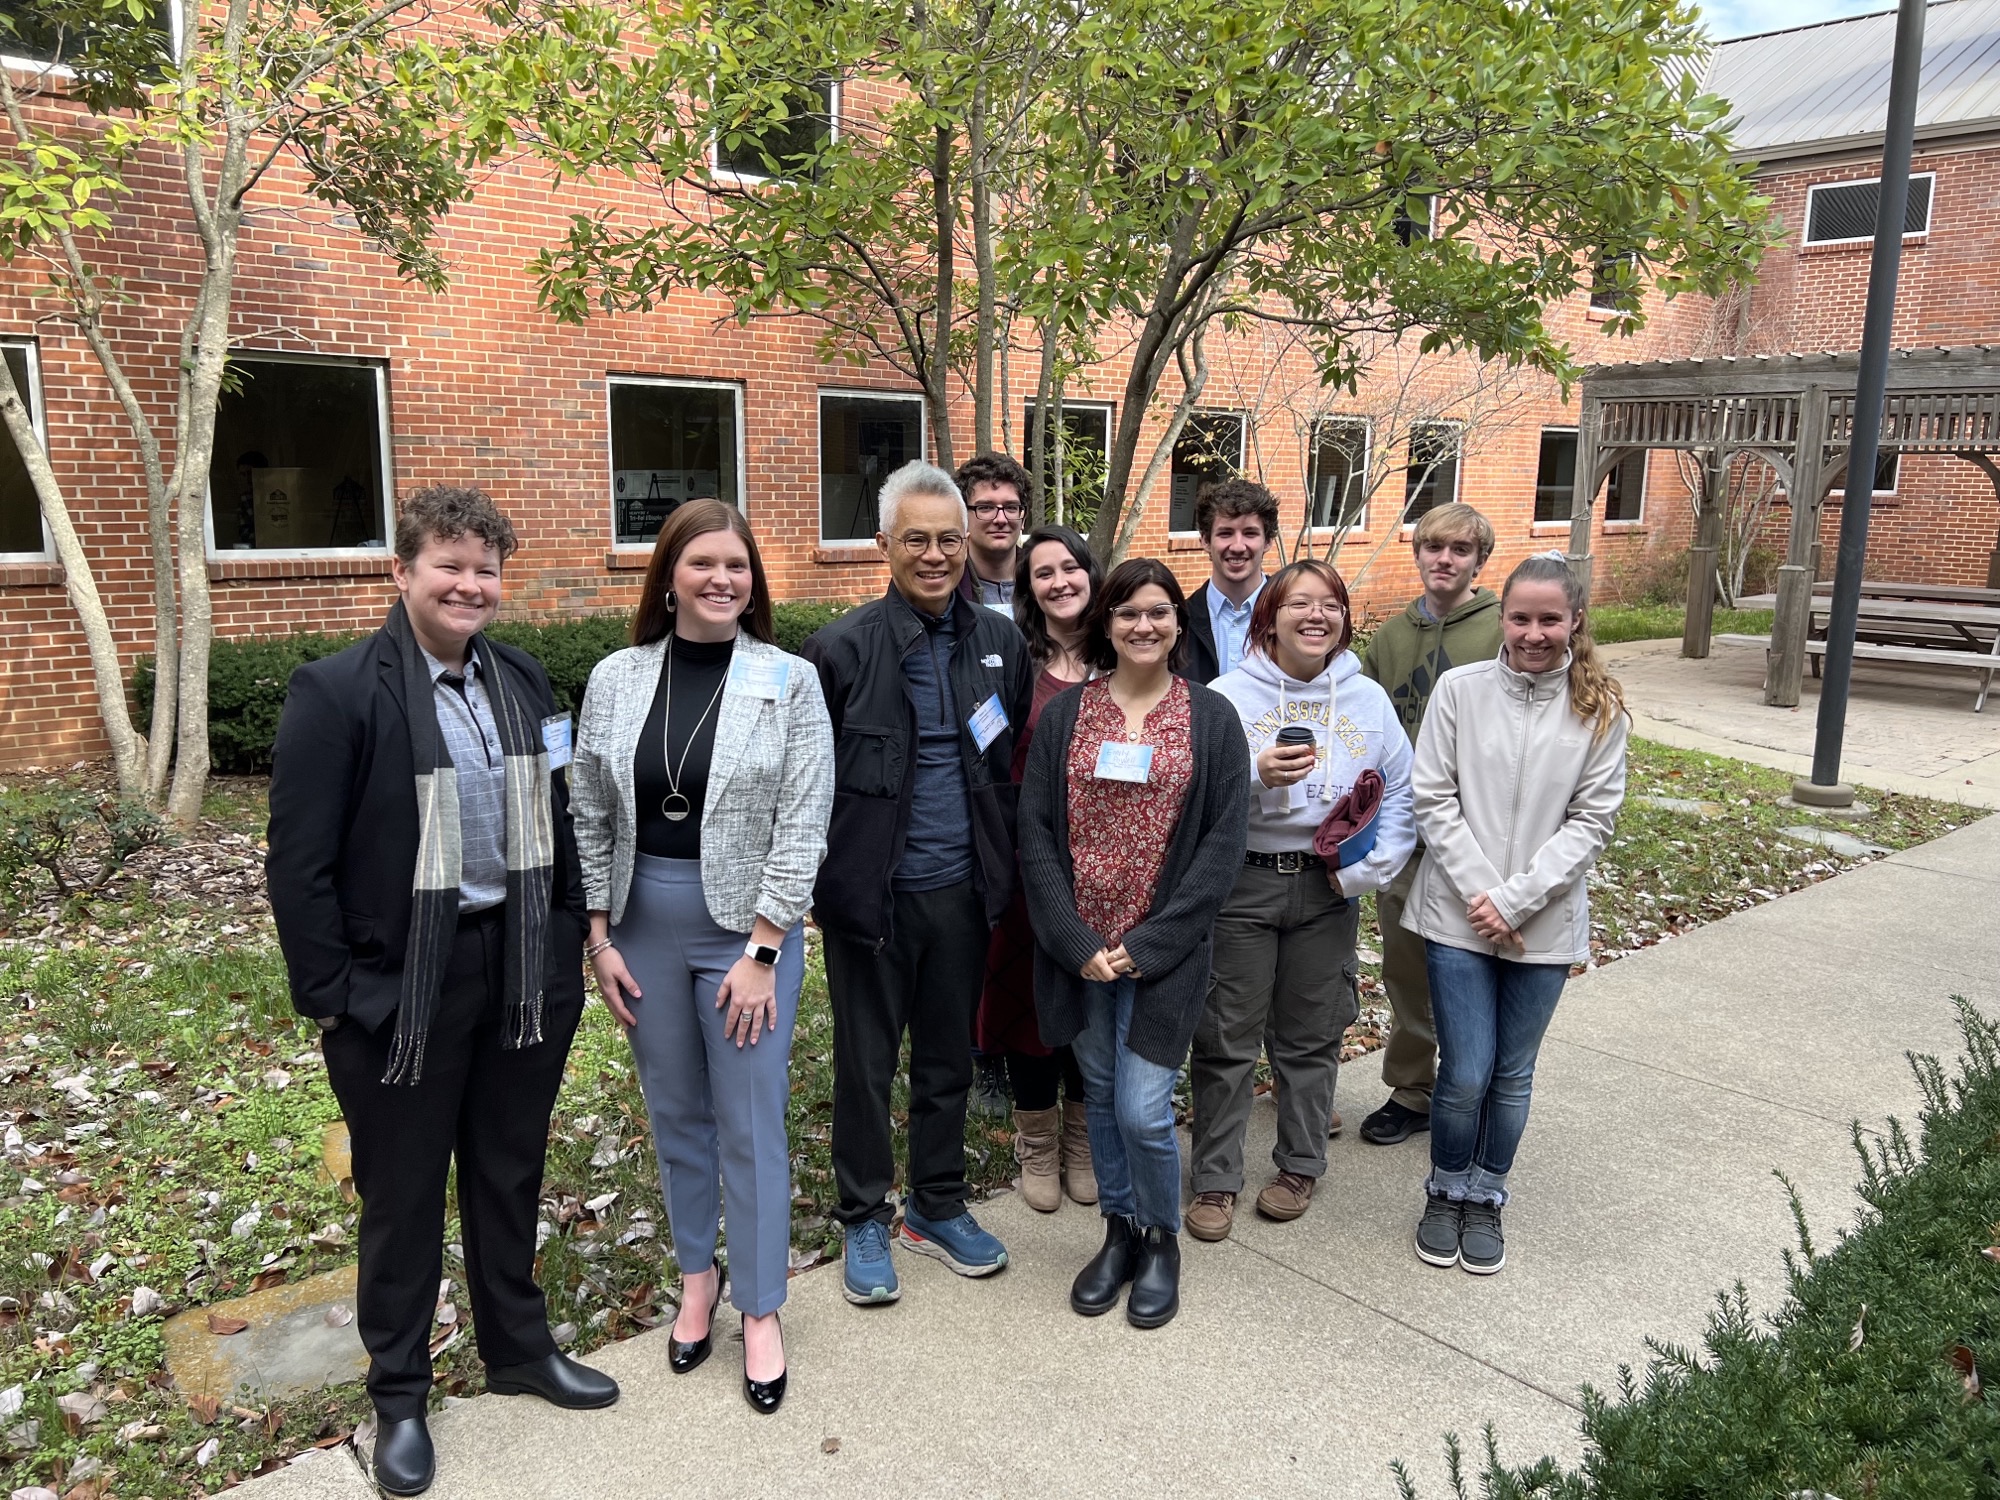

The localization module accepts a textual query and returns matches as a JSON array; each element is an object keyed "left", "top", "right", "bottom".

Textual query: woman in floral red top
[{"left": 1018, "top": 559, "right": 1251, "bottom": 1332}]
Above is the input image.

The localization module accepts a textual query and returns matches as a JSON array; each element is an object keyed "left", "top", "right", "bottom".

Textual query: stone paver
[
  {"left": 162, "top": 1265, "right": 367, "bottom": 1403},
  {"left": 1606, "top": 637, "right": 2000, "bottom": 807},
  {"left": 235, "top": 815, "right": 1999, "bottom": 1500}
]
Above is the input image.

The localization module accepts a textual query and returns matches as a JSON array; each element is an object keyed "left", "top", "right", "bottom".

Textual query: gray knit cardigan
[{"left": 1017, "top": 678, "right": 1251, "bottom": 1069}]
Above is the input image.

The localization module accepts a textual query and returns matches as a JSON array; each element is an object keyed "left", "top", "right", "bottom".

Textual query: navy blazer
[{"left": 265, "top": 630, "right": 589, "bottom": 1033}]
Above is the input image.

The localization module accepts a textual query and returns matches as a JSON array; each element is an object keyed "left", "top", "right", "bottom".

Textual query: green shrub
[
  {"left": 0, "top": 787, "right": 163, "bottom": 911},
  {"left": 1396, "top": 996, "right": 2000, "bottom": 1500},
  {"left": 486, "top": 613, "right": 634, "bottom": 720},
  {"left": 134, "top": 633, "right": 363, "bottom": 775},
  {"left": 771, "top": 599, "right": 852, "bottom": 654},
  {"left": 131, "top": 602, "right": 854, "bottom": 776}
]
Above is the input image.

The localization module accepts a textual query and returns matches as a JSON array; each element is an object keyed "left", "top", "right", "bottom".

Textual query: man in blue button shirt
[{"left": 1182, "top": 478, "right": 1279, "bottom": 684}]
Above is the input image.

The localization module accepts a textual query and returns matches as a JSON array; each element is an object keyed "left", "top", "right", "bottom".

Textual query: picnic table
[
  {"left": 1810, "top": 580, "right": 2000, "bottom": 607},
  {"left": 1800, "top": 596, "right": 2000, "bottom": 711}
]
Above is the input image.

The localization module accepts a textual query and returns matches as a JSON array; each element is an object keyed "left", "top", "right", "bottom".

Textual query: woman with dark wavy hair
[
  {"left": 1017, "top": 558, "right": 1250, "bottom": 1329},
  {"left": 975, "top": 526, "right": 1102, "bottom": 1212}
]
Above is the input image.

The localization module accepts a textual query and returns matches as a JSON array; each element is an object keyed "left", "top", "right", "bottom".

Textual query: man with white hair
[{"left": 802, "top": 461, "right": 1035, "bottom": 1308}]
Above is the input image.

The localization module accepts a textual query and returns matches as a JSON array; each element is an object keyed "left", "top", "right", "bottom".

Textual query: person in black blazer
[
  {"left": 1180, "top": 479, "right": 1280, "bottom": 684},
  {"left": 267, "top": 488, "right": 614, "bottom": 1498}
]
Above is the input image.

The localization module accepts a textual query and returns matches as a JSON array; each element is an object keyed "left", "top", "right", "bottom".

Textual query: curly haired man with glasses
[{"left": 954, "top": 452, "right": 1034, "bottom": 612}]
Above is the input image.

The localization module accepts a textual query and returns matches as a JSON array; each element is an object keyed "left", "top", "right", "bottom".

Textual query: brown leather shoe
[
  {"left": 1255, "top": 1171, "right": 1315, "bottom": 1222},
  {"left": 1328, "top": 1109, "right": 1344, "bottom": 1139},
  {"left": 1184, "top": 1191, "right": 1236, "bottom": 1242}
]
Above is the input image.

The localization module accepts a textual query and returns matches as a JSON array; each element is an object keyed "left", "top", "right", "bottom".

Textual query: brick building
[{"left": 2, "top": 0, "right": 1997, "bottom": 769}]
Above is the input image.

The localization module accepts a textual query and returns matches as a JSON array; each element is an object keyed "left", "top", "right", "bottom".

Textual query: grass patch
[
  {"left": 1395, "top": 997, "right": 2000, "bottom": 1498},
  {"left": 1590, "top": 602, "right": 1775, "bottom": 644},
  {"left": 0, "top": 756, "right": 1981, "bottom": 1495}
]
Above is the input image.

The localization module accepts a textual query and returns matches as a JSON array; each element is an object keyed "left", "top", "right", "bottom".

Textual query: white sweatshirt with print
[{"left": 1209, "top": 646, "right": 1416, "bottom": 895}]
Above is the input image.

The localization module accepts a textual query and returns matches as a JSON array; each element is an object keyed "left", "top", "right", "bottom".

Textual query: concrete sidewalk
[{"left": 251, "top": 817, "right": 1999, "bottom": 1500}]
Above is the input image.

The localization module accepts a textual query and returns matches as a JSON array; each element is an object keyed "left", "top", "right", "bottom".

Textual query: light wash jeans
[
  {"left": 1068, "top": 977, "right": 1183, "bottom": 1232},
  {"left": 1423, "top": 940, "right": 1569, "bottom": 1207}
]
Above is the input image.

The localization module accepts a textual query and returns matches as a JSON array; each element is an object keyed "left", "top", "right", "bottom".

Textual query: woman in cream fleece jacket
[
  {"left": 1404, "top": 554, "right": 1628, "bottom": 1277},
  {"left": 1189, "top": 559, "right": 1416, "bottom": 1242}
]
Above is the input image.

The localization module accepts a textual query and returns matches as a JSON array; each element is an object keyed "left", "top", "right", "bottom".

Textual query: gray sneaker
[
  {"left": 1459, "top": 1202, "right": 1505, "bottom": 1274},
  {"left": 1413, "top": 1194, "right": 1462, "bottom": 1268}
]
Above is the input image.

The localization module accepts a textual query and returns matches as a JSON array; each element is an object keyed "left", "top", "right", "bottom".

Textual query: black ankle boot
[
  {"left": 1126, "top": 1225, "right": 1181, "bottom": 1329},
  {"left": 1070, "top": 1213, "right": 1139, "bottom": 1316}
]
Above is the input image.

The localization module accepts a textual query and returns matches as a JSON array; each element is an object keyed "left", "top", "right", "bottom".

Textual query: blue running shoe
[
  {"left": 842, "top": 1219, "right": 900, "bottom": 1305},
  {"left": 900, "top": 1207, "right": 1009, "bottom": 1277}
]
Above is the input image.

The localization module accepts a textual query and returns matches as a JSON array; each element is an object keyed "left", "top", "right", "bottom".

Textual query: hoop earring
[{"left": 665, "top": 590, "right": 678, "bottom": 613}]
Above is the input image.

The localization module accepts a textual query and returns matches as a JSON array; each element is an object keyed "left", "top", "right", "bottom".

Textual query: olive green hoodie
[{"left": 1361, "top": 588, "right": 1503, "bottom": 746}]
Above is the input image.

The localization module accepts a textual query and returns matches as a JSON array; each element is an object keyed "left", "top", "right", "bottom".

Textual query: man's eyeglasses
[
  {"left": 1109, "top": 604, "right": 1177, "bottom": 626},
  {"left": 1280, "top": 597, "right": 1346, "bottom": 618},
  {"left": 969, "top": 502, "right": 1025, "bottom": 520},
  {"left": 894, "top": 531, "right": 967, "bottom": 557}
]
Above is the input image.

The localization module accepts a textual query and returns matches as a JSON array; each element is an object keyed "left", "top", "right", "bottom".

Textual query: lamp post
[{"left": 1794, "top": 0, "right": 1926, "bottom": 810}]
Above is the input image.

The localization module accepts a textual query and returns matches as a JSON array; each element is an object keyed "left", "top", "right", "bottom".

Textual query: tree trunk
[
  {"left": 0, "top": 360, "right": 149, "bottom": 797},
  {"left": 969, "top": 83, "right": 995, "bottom": 456},
  {"left": 1027, "top": 312, "right": 1057, "bottom": 527},
  {"left": 1116, "top": 326, "right": 1210, "bottom": 561},
  {"left": 927, "top": 122, "right": 956, "bottom": 471}
]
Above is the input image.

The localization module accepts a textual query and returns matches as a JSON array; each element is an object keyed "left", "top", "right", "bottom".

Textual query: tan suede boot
[
  {"left": 1060, "top": 1099, "right": 1098, "bottom": 1205},
  {"left": 1014, "top": 1106, "right": 1062, "bottom": 1212}
]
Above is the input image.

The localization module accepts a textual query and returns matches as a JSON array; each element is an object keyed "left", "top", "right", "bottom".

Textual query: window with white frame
[
  {"left": 820, "top": 390, "right": 923, "bottom": 542},
  {"left": 0, "top": 1, "right": 179, "bottom": 70},
  {"left": 1533, "top": 428, "right": 1645, "bottom": 524},
  {"left": 1588, "top": 249, "right": 1640, "bottom": 312},
  {"left": 608, "top": 377, "right": 744, "bottom": 547},
  {"left": 714, "top": 78, "right": 838, "bottom": 182},
  {"left": 1306, "top": 417, "right": 1370, "bottom": 529},
  {"left": 207, "top": 357, "right": 392, "bottom": 553},
  {"left": 1403, "top": 421, "right": 1461, "bottom": 521},
  {"left": 1168, "top": 411, "right": 1245, "bottom": 532},
  {"left": 1804, "top": 174, "right": 1934, "bottom": 246},
  {"left": 1392, "top": 193, "right": 1434, "bottom": 246},
  {"left": 1023, "top": 400, "right": 1113, "bottom": 529},
  {"left": 1832, "top": 450, "right": 1899, "bottom": 497},
  {"left": 0, "top": 341, "right": 48, "bottom": 558}
]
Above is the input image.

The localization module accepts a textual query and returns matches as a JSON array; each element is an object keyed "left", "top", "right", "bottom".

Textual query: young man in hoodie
[{"left": 1356, "top": 502, "right": 1503, "bottom": 1147}]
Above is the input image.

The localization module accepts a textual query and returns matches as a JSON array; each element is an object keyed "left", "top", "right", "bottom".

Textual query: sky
[{"left": 1700, "top": 0, "right": 1896, "bottom": 39}]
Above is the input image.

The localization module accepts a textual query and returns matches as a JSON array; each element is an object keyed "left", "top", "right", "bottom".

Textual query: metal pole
[{"left": 1799, "top": 0, "right": 1926, "bottom": 805}]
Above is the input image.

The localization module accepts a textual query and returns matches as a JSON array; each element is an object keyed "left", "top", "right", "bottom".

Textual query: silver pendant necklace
[{"left": 660, "top": 639, "right": 730, "bottom": 822}]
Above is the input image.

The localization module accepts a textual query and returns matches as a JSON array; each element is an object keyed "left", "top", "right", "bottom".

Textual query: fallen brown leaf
[
  {"left": 250, "top": 1269, "right": 288, "bottom": 1293},
  {"left": 1951, "top": 1344, "right": 1983, "bottom": 1402},
  {"left": 207, "top": 1312, "right": 250, "bottom": 1336},
  {"left": 821, "top": 1437, "right": 841, "bottom": 1454},
  {"left": 189, "top": 1393, "right": 221, "bottom": 1426}
]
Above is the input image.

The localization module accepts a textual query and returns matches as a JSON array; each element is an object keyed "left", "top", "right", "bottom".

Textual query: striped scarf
[{"left": 384, "top": 600, "right": 555, "bottom": 1085}]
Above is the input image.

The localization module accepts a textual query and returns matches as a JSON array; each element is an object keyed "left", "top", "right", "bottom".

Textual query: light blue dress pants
[{"left": 614, "top": 853, "right": 802, "bottom": 1316}]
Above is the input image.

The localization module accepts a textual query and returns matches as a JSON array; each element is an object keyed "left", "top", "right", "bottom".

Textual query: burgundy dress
[{"left": 976, "top": 668, "right": 1078, "bottom": 1056}]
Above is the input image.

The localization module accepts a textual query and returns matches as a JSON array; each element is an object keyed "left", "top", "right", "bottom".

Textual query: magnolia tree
[
  {"left": 525, "top": 0, "right": 1769, "bottom": 562},
  {"left": 0, "top": 0, "right": 527, "bottom": 821}
]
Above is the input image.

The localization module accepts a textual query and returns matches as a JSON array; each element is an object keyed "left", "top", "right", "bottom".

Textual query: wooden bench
[{"left": 1716, "top": 633, "right": 1998, "bottom": 712}]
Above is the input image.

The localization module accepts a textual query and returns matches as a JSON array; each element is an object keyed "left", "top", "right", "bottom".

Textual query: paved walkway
[
  {"left": 249, "top": 815, "right": 1999, "bottom": 1500},
  {"left": 1605, "top": 637, "right": 2000, "bottom": 808}
]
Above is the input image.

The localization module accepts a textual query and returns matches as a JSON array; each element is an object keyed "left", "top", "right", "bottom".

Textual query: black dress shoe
[
  {"left": 486, "top": 1352, "right": 620, "bottom": 1409},
  {"left": 1359, "top": 1098, "right": 1432, "bottom": 1145},
  {"left": 1126, "top": 1225, "right": 1181, "bottom": 1329},
  {"left": 371, "top": 1415, "right": 434, "bottom": 1497},
  {"left": 742, "top": 1313, "right": 787, "bottom": 1415},
  {"left": 1070, "top": 1213, "right": 1139, "bottom": 1317},
  {"left": 668, "top": 1296, "right": 718, "bottom": 1375}
]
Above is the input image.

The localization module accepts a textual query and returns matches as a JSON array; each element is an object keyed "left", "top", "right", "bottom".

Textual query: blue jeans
[
  {"left": 1068, "top": 977, "right": 1183, "bottom": 1232},
  {"left": 1424, "top": 941, "right": 1570, "bottom": 1207}
]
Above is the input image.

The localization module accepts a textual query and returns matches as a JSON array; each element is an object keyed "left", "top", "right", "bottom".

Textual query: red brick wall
[{"left": 6, "top": 72, "right": 1998, "bottom": 770}]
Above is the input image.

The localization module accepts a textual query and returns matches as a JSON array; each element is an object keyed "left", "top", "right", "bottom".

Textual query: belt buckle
[{"left": 1275, "top": 851, "right": 1304, "bottom": 874}]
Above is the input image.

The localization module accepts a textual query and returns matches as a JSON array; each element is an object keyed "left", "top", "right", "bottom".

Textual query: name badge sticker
[
  {"left": 540, "top": 713, "right": 573, "bottom": 770},
  {"left": 1093, "top": 741, "right": 1155, "bottom": 783},
  {"left": 727, "top": 654, "right": 791, "bottom": 702},
  {"left": 968, "top": 693, "right": 1009, "bottom": 754}
]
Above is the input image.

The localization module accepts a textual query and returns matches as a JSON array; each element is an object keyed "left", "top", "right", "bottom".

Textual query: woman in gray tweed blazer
[{"left": 570, "top": 501, "right": 833, "bottom": 1416}]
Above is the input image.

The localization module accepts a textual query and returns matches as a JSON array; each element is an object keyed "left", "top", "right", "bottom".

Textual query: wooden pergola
[{"left": 1562, "top": 346, "right": 2000, "bottom": 706}]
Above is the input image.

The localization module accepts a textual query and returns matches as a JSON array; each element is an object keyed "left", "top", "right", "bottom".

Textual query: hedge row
[
  {"left": 1398, "top": 996, "right": 2000, "bottom": 1500},
  {"left": 133, "top": 601, "right": 852, "bottom": 775}
]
